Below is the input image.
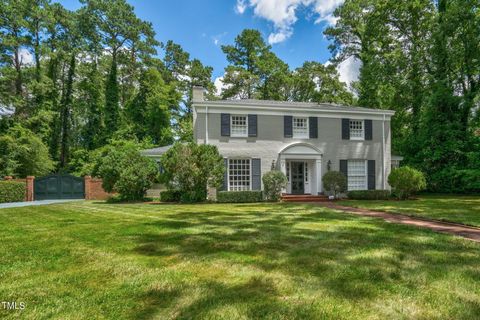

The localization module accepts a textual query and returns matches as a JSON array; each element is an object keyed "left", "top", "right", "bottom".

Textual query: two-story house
[{"left": 192, "top": 86, "right": 395, "bottom": 195}]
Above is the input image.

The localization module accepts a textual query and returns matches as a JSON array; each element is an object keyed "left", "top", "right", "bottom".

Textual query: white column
[
  {"left": 280, "top": 158, "right": 287, "bottom": 193},
  {"left": 316, "top": 159, "right": 322, "bottom": 195}
]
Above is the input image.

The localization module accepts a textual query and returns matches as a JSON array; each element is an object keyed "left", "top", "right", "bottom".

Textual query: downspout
[
  {"left": 382, "top": 114, "right": 385, "bottom": 189},
  {"left": 205, "top": 106, "right": 209, "bottom": 144}
]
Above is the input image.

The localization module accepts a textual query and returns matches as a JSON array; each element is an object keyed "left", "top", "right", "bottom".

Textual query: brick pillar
[
  {"left": 84, "top": 176, "right": 92, "bottom": 200},
  {"left": 26, "top": 176, "right": 34, "bottom": 201}
]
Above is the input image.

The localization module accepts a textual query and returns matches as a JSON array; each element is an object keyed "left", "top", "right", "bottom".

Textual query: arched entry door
[{"left": 279, "top": 143, "right": 323, "bottom": 195}]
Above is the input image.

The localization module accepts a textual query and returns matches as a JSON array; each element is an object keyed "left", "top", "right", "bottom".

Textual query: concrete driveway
[{"left": 0, "top": 199, "right": 82, "bottom": 209}]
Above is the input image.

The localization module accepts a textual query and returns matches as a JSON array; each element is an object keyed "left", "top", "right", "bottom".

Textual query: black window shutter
[
  {"left": 365, "top": 119, "right": 373, "bottom": 140},
  {"left": 309, "top": 117, "right": 318, "bottom": 139},
  {"left": 221, "top": 113, "right": 230, "bottom": 136},
  {"left": 223, "top": 158, "right": 228, "bottom": 190},
  {"left": 342, "top": 119, "right": 350, "bottom": 140},
  {"left": 251, "top": 158, "right": 261, "bottom": 190},
  {"left": 284, "top": 116, "right": 293, "bottom": 138},
  {"left": 340, "top": 160, "right": 348, "bottom": 185},
  {"left": 368, "top": 160, "right": 375, "bottom": 190},
  {"left": 248, "top": 114, "right": 257, "bottom": 137}
]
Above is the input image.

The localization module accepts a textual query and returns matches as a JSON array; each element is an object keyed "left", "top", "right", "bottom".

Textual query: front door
[{"left": 291, "top": 162, "right": 304, "bottom": 194}]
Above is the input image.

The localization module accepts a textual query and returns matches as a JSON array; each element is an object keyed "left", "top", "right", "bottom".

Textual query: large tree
[
  {"left": 126, "top": 68, "right": 175, "bottom": 145},
  {"left": 221, "top": 29, "right": 289, "bottom": 99},
  {"left": 326, "top": 0, "right": 480, "bottom": 191},
  {"left": 83, "top": 0, "right": 158, "bottom": 140},
  {"left": 290, "top": 61, "right": 354, "bottom": 105}
]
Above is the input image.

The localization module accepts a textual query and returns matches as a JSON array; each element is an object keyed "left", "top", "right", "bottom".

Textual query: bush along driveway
[{"left": 1, "top": 201, "right": 480, "bottom": 319}]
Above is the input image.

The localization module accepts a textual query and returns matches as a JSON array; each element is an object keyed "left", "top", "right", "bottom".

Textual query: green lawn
[
  {"left": 339, "top": 194, "right": 480, "bottom": 227},
  {"left": 1, "top": 201, "right": 480, "bottom": 319}
]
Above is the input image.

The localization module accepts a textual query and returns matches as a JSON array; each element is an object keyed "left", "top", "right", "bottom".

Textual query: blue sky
[{"left": 58, "top": 0, "right": 359, "bottom": 89}]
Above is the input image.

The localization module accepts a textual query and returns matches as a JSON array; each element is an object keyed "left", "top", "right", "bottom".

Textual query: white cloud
[
  {"left": 337, "top": 56, "right": 361, "bottom": 87},
  {"left": 18, "top": 48, "right": 34, "bottom": 65},
  {"left": 268, "top": 30, "right": 291, "bottom": 44},
  {"left": 236, "top": 0, "right": 247, "bottom": 14},
  {"left": 312, "top": 0, "right": 343, "bottom": 24},
  {"left": 214, "top": 76, "right": 226, "bottom": 95},
  {"left": 236, "top": 0, "right": 344, "bottom": 44},
  {"left": 211, "top": 32, "right": 228, "bottom": 46}
]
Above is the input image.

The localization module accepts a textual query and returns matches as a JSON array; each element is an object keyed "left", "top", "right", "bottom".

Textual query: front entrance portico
[{"left": 278, "top": 143, "right": 323, "bottom": 195}]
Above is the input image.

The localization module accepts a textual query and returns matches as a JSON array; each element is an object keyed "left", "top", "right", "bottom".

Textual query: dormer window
[
  {"left": 293, "top": 117, "right": 308, "bottom": 138},
  {"left": 231, "top": 115, "right": 248, "bottom": 137},
  {"left": 349, "top": 120, "right": 364, "bottom": 140}
]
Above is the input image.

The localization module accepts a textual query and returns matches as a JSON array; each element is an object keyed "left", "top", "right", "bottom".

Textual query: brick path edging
[{"left": 316, "top": 202, "right": 480, "bottom": 243}]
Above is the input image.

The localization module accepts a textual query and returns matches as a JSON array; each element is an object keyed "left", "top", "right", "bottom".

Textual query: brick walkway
[{"left": 318, "top": 202, "right": 480, "bottom": 243}]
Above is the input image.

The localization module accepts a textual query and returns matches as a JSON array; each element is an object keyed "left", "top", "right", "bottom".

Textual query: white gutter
[
  {"left": 382, "top": 114, "right": 385, "bottom": 189},
  {"left": 205, "top": 106, "right": 209, "bottom": 144}
]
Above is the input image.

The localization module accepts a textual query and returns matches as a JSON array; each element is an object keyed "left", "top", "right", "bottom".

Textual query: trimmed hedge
[
  {"left": 217, "top": 191, "right": 263, "bottom": 203},
  {"left": 160, "top": 190, "right": 181, "bottom": 202},
  {"left": 180, "top": 190, "right": 207, "bottom": 203},
  {"left": 347, "top": 190, "right": 391, "bottom": 200},
  {"left": 0, "top": 181, "right": 25, "bottom": 203}
]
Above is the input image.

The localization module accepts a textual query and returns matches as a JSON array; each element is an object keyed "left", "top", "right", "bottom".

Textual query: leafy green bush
[
  {"left": 0, "top": 181, "right": 25, "bottom": 203},
  {"left": 180, "top": 190, "right": 207, "bottom": 203},
  {"left": 93, "top": 141, "right": 158, "bottom": 201},
  {"left": 0, "top": 125, "right": 54, "bottom": 177},
  {"left": 160, "top": 142, "right": 224, "bottom": 203},
  {"left": 347, "top": 190, "right": 391, "bottom": 200},
  {"left": 217, "top": 191, "right": 263, "bottom": 203},
  {"left": 262, "top": 170, "right": 287, "bottom": 201},
  {"left": 388, "top": 166, "right": 427, "bottom": 200},
  {"left": 160, "top": 190, "right": 181, "bottom": 202},
  {"left": 322, "top": 171, "right": 347, "bottom": 199},
  {"left": 428, "top": 167, "right": 480, "bottom": 193}
]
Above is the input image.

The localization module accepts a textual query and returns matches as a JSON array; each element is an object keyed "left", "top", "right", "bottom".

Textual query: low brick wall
[{"left": 84, "top": 176, "right": 114, "bottom": 200}]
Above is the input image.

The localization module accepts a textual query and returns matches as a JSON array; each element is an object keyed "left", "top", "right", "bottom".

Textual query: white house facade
[{"left": 192, "top": 87, "right": 395, "bottom": 195}]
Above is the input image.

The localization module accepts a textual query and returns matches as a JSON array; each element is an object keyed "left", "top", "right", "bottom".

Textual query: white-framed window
[
  {"left": 348, "top": 160, "right": 367, "bottom": 190},
  {"left": 228, "top": 159, "right": 251, "bottom": 191},
  {"left": 349, "top": 120, "right": 364, "bottom": 140},
  {"left": 293, "top": 117, "right": 308, "bottom": 138},
  {"left": 231, "top": 115, "right": 248, "bottom": 137}
]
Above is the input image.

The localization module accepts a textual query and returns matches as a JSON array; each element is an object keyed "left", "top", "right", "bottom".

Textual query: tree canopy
[{"left": 1, "top": 0, "right": 477, "bottom": 192}]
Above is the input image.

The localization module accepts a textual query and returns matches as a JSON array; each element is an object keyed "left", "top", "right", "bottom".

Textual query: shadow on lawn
[{"left": 131, "top": 203, "right": 480, "bottom": 318}]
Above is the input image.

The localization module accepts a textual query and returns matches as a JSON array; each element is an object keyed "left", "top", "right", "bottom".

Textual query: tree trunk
[{"left": 59, "top": 54, "right": 76, "bottom": 168}]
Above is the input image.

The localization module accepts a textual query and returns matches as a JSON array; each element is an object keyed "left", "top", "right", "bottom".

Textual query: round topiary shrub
[
  {"left": 388, "top": 166, "right": 426, "bottom": 200},
  {"left": 322, "top": 171, "right": 347, "bottom": 199},
  {"left": 262, "top": 170, "right": 287, "bottom": 201}
]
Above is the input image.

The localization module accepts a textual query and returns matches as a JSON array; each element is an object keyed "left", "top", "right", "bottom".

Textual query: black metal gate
[{"left": 34, "top": 174, "right": 85, "bottom": 200}]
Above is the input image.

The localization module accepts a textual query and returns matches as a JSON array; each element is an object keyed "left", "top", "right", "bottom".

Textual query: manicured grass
[
  {"left": 1, "top": 201, "right": 480, "bottom": 319},
  {"left": 339, "top": 194, "right": 480, "bottom": 227}
]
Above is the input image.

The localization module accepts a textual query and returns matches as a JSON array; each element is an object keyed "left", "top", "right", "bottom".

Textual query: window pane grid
[
  {"left": 293, "top": 117, "right": 308, "bottom": 137},
  {"left": 229, "top": 159, "right": 251, "bottom": 191},
  {"left": 349, "top": 120, "right": 364, "bottom": 139},
  {"left": 348, "top": 160, "right": 366, "bottom": 190},
  {"left": 231, "top": 116, "right": 247, "bottom": 136}
]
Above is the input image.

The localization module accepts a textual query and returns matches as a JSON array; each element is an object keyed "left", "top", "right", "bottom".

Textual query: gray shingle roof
[
  {"left": 195, "top": 98, "right": 395, "bottom": 115},
  {"left": 141, "top": 145, "right": 173, "bottom": 156}
]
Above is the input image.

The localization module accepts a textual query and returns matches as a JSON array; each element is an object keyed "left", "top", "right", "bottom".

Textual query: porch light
[{"left": 327, "top": 160, "right": 331, "bottom": 171}]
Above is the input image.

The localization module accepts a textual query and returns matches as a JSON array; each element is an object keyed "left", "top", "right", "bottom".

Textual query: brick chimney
[{"left": 192, "top": 86, "right": 205, "bottom": 102}]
